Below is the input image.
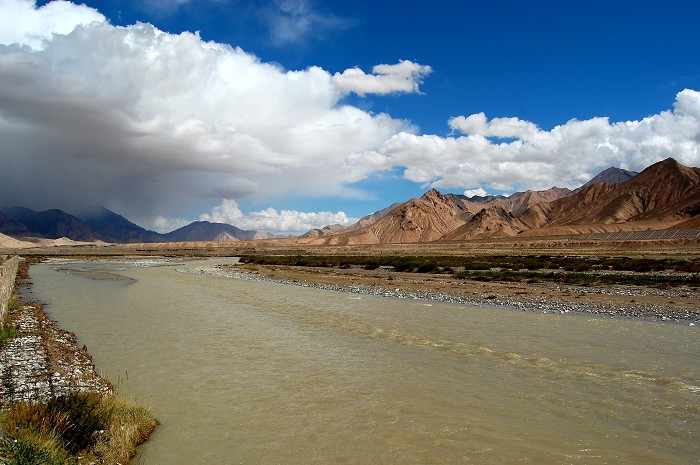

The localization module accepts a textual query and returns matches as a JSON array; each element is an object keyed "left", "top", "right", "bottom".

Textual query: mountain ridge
[
  {"left": 0, "top": 207, "right": 270, "bottom": 244},
  {"left": 307, "top": 158, "right": 699, "bottom": 244},
  {"left": 2, "top": 159, "right": 697, "bottom": 246}
]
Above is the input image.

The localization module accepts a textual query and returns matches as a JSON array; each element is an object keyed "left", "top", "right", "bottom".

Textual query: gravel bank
[{"left": 180, "top": 264, "right": 700, "bottom": 325}]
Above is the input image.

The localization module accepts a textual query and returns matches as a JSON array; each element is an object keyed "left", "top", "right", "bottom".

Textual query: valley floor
[{"left": 5, "top": 236, "right": 700, "bottom": 324}]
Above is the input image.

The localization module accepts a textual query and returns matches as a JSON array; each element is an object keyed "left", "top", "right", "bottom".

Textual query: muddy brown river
[{"left": 28, "top": 258, "right": 699, "bottom": 464}]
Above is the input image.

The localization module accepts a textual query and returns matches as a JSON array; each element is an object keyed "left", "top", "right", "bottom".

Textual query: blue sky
[
  {"left": 72, "top": 0, "right": 700, "bottom": 131},
  {"left": 2, "top": 0, "right": 700, "bottom": 234}
]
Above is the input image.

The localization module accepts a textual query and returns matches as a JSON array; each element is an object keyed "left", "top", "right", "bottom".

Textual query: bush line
[{"left": 239, "top": 254, "right": 700, "bottom": 287}]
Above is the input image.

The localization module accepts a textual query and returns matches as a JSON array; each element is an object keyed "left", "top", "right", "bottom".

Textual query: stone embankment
[
  {"left": 0, "top": 302, "right": 112, "bottom": 406},
  {"left": 0, "top": 256, "right": 20, "bottom": 328},
  {"left": 0, "top": 257, "right": 112, "bottom": 406}
]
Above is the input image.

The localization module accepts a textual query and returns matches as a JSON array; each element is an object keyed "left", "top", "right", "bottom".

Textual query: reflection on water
[{"left": 29, "top": 258, "right": 700, "bottom": 465}]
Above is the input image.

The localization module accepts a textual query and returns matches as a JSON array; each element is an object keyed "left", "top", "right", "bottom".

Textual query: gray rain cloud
[{"left": 0, "top": 1, "right": 418, "bottom": 229}]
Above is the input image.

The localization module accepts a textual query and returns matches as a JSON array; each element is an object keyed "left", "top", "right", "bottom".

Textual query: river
[{"left": 27, "top": 257, "right": 699, "bottom": 464}]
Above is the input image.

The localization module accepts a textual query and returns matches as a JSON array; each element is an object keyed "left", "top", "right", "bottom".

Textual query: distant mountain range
[
  {"left": 0, "top": 206, "right": 271, "bottom": 244},
  {"left": 2, "top": 158, "right": 698, "bottom": 246},
  {"left": 301, "top": 158, "right": 700, "bottom": 245}
]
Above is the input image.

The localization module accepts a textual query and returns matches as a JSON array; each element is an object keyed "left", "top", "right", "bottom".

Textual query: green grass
[
  {"left": 0, "top": 298, "right": 22, "bottom": 347},
  {"left": 0, "top": 439, "right": 77, "bottom": 465},
  {"left": 8, "top": 296, "right": 22, "bottom": 312},
  {"left": 0, "top": 392, "right": 158, "bottom": 465},
  {"left": 0, "top": 325, "right": 20, "bottom": 347}
]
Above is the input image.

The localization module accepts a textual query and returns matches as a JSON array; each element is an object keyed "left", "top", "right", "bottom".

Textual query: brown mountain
[
  {"left": 348, "top": 202, "right": 403, "bottom": 231},
  {"left": 443, "top": 206, "right": 529, "bottom": 240},
  {"left": 481, "top": 187, "right": 572, "bottom": 216},
  {"left": 308, "top": 185, "right": 574, "bottom": 245},
  {"left": 450, "top": 187, "right": 571, "bottom": 216},
  {"left": 305, "top": 158, "right": 698, "bottom": 245},
  {"left": 162, "top": 221, "right": 271, "bottom": 242},
  {"left": 306, "top": 189, "right": 470, "bottom": 245},
  {"left": 442, "top": 187, "right": 572, "bottom": 241},
  {"left": 300, "top": 224, "right": 348, "bottom": 238},
  {"left": 672, "top": 214, "right": 700, "bottom": 229},
  {"left": 520, "top": 158, "right": 700, "bottom": 230}
]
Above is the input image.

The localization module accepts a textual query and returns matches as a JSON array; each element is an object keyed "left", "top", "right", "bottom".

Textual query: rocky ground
[
  {"left": 0, "top": 301, "right": 112, "bottom": 407},
  {"left": 197, "top": 263, "right": 700, "bottom": 324}
]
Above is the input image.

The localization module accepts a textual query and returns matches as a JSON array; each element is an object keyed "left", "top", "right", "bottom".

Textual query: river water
[{"left": 27, "top": 258, "right": 699, "bottom": 465}]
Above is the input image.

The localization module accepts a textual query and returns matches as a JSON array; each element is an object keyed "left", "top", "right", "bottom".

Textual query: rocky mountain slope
[
  {"left": 443, "top": 207, "right": 530, "bottom": 240},
  {"left": 77, "top": 206, "right": 162, "bottom": 243},
  {"left": 305, "top": 190, "right": 471, "bottom": 245},
  {"left": 0, "top": 207, "right": 97, "bottom": 241},
  {"left": 303, "top": 186, "right": 575, "bottom": 245},
  {"left": 308, "top": 158, "right": 697, "bottom": 244},
  {"left": 162, "top": 221, "right": 271, "bottom": 242},
  {"left": 520, "top": 158, "right": 700, "bottom": 228},
  {"left": 300, "top": 203, "right": 401, "bottom": 239},
  {"left": 469, "top": 187, "right": 573, "bottom": 216}
]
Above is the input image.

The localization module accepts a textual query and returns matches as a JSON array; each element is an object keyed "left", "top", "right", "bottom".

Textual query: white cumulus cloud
[
  {"left": 463, "top": 188, "right": 488, "bottom": 198},
  {"left": 0, "top": 0, "right": 104, "bottom": 49},
  {"left": 332, "top": 60, "right": 432, "bottom": 96},
  {"left": 151, "top": 215, "right": 191, "bottom": 233},
  {"left": 449, "top": 113, "right": 541, "bottom": 141},
  {"left": 199, "top": 199, "right": 357, "bottom": 233},
  {"left": 0, "top": 0, "right": 411, "bottom": 227},
  {"left": 361, "top": 88, "right": 700, "bottom": 193}
]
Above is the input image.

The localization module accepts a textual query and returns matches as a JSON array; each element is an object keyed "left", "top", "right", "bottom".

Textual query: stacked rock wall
[{"left": 0, "top": 256, "right": 20, "bottom": 327}]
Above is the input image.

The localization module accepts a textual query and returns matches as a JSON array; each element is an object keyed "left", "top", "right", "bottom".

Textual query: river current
[{"left": 27, "top": 258, "right": 699, "bottom": 464}]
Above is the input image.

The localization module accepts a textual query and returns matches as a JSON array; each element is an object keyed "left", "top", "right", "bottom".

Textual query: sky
[{"left": 1, "top": 0, "right": 699, "bottom": 235}]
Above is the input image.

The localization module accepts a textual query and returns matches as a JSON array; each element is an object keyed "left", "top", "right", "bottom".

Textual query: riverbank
[
  {"left": 204, "top": 263, "right": 700, "bottom": 324},
  {"left": 0, "top": 260, "right": 158, "bottom": 464}
]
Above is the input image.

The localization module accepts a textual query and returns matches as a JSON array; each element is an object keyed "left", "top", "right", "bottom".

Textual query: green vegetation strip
[
  {"left": 239, "top": 254, "right": 700, "bottom": 287},
  {"left": 0, "top": 392, "right": 157, "bottom": 465}
]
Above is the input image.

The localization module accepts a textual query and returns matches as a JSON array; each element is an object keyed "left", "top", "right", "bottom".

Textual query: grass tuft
[
  {"left": 0, "top": 437, "right": 77, "bottom": 465},
  {"left": 0, "top": 392, "right": 158, "bottom": 464}
]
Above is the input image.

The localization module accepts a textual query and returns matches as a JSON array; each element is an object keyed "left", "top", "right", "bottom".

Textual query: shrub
[
  {"left": 392, "top": 262, "right": 414, "bottom": 272},
  {"left": 416, "top": 263, "right": 437, "bottom": 273},
  {"left": 47, "top": 392, "right": 114, "bottom": 454},
  {"left": 674, "top": 260, "right": 700, "bottom": 273}
]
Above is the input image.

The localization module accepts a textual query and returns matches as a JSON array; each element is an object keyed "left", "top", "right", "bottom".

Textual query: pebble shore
[{"left": 181, "top": 264, "right": 700, "bottom": 325}]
